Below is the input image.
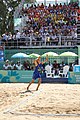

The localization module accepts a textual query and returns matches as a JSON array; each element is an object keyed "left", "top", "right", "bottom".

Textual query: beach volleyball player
[{"left": 27, "top": 54, "right": 48, "bottom": 91}]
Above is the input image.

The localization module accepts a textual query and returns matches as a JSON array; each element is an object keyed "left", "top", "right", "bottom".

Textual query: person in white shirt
[
  {"left": 3, "top": 60, "right": 10, "bottom": 70},
  {"left": 45, "top": 61, "right": 54, "bottom": 77},
  {"left": 16, "top": 61, "right": 23, "bottom": 70},
  {"left": 45, "top": 61, "right": 53, "bottom": 71},
  {"left": 16, "top": 30, "right": 21, "bottom": 40},
  {"left": 10, "top": 61, "right": 16, "bottom": 70}
]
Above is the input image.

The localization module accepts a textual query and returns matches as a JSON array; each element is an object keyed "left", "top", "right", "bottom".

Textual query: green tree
[
  {"left": 0, "top": 0, "right": 21, "bottom": 35},
  {"left": 0, "top": 1, "right": 7, "bottom": 35},
  {"left": 0, "top": 0, "right": 36, "bottom": 35}
]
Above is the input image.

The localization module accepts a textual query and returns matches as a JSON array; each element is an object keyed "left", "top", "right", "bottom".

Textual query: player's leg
[
  {"left": 27, "top": 79, "right": 34, "bottom": 90},
  {"left": 36, "top": 78, "right": 42, "bottom": 91}
]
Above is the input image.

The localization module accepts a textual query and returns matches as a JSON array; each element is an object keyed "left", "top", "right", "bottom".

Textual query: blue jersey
[{"left": 32, "top": 63, "right": 43, "bottom": 80}]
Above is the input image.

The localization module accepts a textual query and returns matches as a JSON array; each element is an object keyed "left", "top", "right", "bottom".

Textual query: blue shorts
[{"left": 32, "top": 73, "right": 41, "bottom": 80}]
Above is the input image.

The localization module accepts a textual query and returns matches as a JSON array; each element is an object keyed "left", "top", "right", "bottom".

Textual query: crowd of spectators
[
  {"left": 3, "top": 59, "right": 32, "bottom": 70},
  {"left": 0, "top": 2, "right": 79, "bottom": 47},
  {"left": 21, "top": 2, "right": 78, "bottom": 44},
  {"left": 22, "top": 2, "right": 78, "bottom": 35},
  {"left": 3, "top": 59, "right": 78, "bottom": 77}
]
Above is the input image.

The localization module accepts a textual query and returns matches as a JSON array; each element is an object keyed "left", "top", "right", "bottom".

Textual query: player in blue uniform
[{"left": 27, "top": 55, "right": 48, "bottom": 91}]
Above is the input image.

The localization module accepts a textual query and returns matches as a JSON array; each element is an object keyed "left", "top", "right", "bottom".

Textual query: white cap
[{"left": 6, "top": 59, "right": 9, "bottom": 62}]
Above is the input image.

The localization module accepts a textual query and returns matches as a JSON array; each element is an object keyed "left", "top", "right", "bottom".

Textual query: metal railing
[{"left": 1, "top": 35, "right": 77, "bottom": 49}]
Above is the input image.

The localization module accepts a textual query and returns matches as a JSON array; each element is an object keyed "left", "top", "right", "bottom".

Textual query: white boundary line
[
  {"left": 9, "top": 111, "right": 80, "bottom": 117},
  {"left": 3, "top": 90, "right": 42, "bottom": 114}
]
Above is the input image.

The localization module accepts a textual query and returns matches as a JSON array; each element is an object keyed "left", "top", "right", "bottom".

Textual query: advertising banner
[
  {"left": 68, "top": 72, "right": 80, "bottom": 83},
  {"left": 0, "top": 70, "right": 34, "bottom": 83}
]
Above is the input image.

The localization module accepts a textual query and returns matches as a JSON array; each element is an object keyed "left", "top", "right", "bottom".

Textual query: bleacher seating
[{"left": 0, "top": 1, "right": 79, "bottom": 49}]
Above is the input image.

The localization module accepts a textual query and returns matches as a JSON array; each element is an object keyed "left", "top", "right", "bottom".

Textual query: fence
[{"left": 1, "top": 35, "right": 77, "bottom": 49}]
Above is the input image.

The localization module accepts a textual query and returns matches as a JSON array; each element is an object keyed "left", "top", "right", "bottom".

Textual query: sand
[{"left": 0, "top": 83, "right": 80, "bottom": 120}]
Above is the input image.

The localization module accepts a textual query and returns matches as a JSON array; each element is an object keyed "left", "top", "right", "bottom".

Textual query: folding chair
[
  {"left": 45, "top": 65, "right": 54, "bottom": 78},
  {"left": 59, "top": 65, "right": 69, "bottom": 78}
]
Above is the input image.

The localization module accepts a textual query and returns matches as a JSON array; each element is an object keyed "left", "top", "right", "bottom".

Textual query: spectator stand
[
  {"left": 0, "top": 2, "right": 79, "bottom": 49},
  {"left": 2, "top": 2, "right": 77, "bottom": 49}
]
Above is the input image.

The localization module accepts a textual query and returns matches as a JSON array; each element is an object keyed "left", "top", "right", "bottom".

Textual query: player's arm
[
  {"left": 34, "top": 59, "right": 38, "bottom": 66},
  {"left": 42, "top": 54, "right": 48, "bottom": 64}
]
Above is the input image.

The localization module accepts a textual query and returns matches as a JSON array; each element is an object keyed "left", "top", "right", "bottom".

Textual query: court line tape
[
  {"left": 9, "top": 112, "right": 80, "bottom": 117},
  {"left": 3, "top": 89, "right": 42, "bottom": 114}
]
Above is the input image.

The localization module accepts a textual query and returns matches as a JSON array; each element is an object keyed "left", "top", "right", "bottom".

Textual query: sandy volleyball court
[{"left": 0, "top": 83, "right": 80, "bottom": 120}]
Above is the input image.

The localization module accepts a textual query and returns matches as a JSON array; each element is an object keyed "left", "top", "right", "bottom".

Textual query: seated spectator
[
  {"left": 10, "top": 61, "right": 16, "bottom": 70},
  {"left": 23, "top": 60, "right": 31, "bottom": 70},
  {"left": 53, "top": 60, "right": 59, "bottom": 75},
  {"left": 45, "top": 61, "right": 54, "bottom": 77},
  {"left": 16, "top": 30, "right": 21, "bottom": 40},
  {"left": 16, "top": 61, "right": 23, "bottom": 70},
  {"left": 2, "top": 32, "right": 8, "bottom": 45},
  {"left": 3, "top": 60, "right": 11, "bottom": 70},
  {"left": 59, "top": 61, "right": 65, "bottom": 70},
  {"left": 45, "top": 61, "right": 53, "bottom": 69}
]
